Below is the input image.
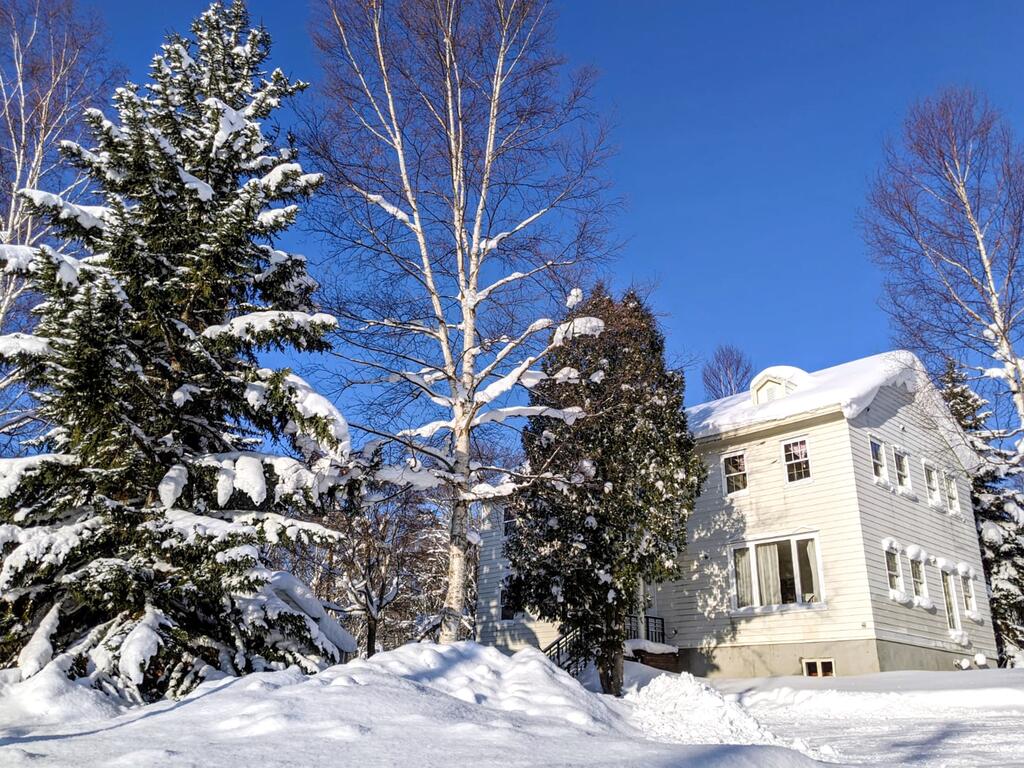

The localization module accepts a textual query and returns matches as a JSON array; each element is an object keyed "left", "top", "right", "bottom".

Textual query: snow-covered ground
[
  {"left": 715, "top": 667, "right": 1024, "bottom": 766},
  {"left": 0, "top": 643, "right": 815, "bottom": 767},
  {"left": 2, "top": 643, "right": 1023, "bottom": 767}
]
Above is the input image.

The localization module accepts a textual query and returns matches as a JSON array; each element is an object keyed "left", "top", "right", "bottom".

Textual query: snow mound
[
  {"left": 625, "top": 670, "right": 835, "bottom": 762},
  {"left": 0, "top": 657, "right": 124, "bottom": 724},
  {"left": 353, "top": 641, "right": 621, "bottom": 731}
]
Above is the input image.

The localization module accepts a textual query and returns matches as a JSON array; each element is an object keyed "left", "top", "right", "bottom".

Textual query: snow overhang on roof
[{"left": 686, "top": 350, "right": 924, "bottom": 439}]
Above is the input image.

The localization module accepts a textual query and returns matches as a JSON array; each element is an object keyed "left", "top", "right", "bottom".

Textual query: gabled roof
[{"left": 687, "top": 350, "right": 924, "bottom": 439}]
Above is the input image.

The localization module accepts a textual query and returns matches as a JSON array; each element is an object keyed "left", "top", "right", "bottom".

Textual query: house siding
[
  {"left": 847, "top": 384, "right": 998, "bottom": 662},
  {"left": 654, "top": 410, "right": 878, "bottom": 674},
  {"left": 474, "top": 502, "right": 560, "bottom": 652}
]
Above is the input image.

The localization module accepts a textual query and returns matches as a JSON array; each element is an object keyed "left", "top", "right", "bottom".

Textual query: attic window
[{"left": 755, "top": 380, "right": 781, "bottom": 404}]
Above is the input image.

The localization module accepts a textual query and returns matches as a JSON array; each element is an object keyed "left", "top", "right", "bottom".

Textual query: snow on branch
[
  {"left": 471, "top": 405, "right": 584, "bottom": 427},
  {"left": 202, "top": 311, "right": 337, "bottom": 342},
  {"left": 0, "top": 333, "right": 51, "bottom": 358},
  {"left": 19, "top": 189, "right": 109, "bottom": 231},
  {"left": 552, "top": 316, "right": 604, "bottom": 347},
  {"left": 0, "top": 454, "right": 76, "bottom": 500}
]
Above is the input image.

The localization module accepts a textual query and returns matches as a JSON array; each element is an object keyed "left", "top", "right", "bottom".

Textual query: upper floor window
[
  {"left": 722, "top": 452, "right": 747, "bottom": 495},
  {"left": 910, "top": 559, "right": 927, "bottom": 598},
  {"left": 923, "top": 462, "right": 942, "bottom": 506},
  {"left": 894, "top": 450, "right": 911, "bottom": 492},
  {"left": 945, "top": 474, "right": 960, "bottom": 514},
  {"left": 961, "top": 575, "right": 976, "bottom": 613},
  {"left": 941, "top": 572, "right": 960, "bottom": 630},
  {"left": 783, "top": 439, "right": 811, "bottom": 483},
  {"left": 502, "top": 507, "right": 517, "bottom": 538},
  {"left": 885, "top": 549, "right": 903, "bottom": 591},
  {"left": 870, "top": 438, "right": 889, "bottom": 483},
  {"left": 731, "top": 534, "right": 822, "bottom": 609}
]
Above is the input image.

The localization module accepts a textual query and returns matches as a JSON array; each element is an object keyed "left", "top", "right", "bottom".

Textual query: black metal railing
[{"left": 542, "top": 627, "right": 589, "bottom": 677}]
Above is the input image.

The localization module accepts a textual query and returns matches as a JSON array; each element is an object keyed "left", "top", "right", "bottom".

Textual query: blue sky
[{"left": 92, "top": 1, "right": 1024, "bottom": 401}]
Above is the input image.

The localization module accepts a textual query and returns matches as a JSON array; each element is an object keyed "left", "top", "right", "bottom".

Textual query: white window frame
[
  {"left": 884, "top": 547, "right": 904, "bottom": 592},
  {"left": 910, "top": 558, "right": 928, "bottom": 599},
  {"left": 941, "top": 571, "right": 961, "bottom": 631},
  {"left": 802, "top": 658, "right": 836, "bottom": 677},
  {"left": 922, "top": 460, "right": 943, "bottom": 507},
  {"left": 960, "top": 574, "right": 977, "bottom": 614},
  {"left": 729, "top": 531, "right": 825, "bottom": 611},
  {"left": 502, "top": 507, "right": 517, "bottom": 538},
  {"left": 869, "top": 437, "right": 890, "bottom": 485},
  {"left": 498, "top": 585, "right": 518, "bottom": 623},
  {"left": 781, "top": 437, "right": 812, "bottom": 484},
  {"left": 721, "top": 450, "right": 748, "bottom": 497},
  {"left": 944, "top": 473, "right": 960, "bottom": 515},
  {"left": 893, "top": 449, "right": 912, "bottom": 493}
]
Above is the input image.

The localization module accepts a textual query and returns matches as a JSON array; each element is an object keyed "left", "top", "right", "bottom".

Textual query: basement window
[{"left": 803, "top": 658, "right": 835, "bottom": 677}]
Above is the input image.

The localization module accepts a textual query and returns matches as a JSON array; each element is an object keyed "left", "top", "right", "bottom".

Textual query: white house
[{"left": 475, "top": 351, "right": 999, "bottom": 677}]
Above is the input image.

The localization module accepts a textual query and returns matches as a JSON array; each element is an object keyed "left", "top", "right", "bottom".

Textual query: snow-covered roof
[{"left": 687, "top": 350, "right": 924, "bottom": 439}]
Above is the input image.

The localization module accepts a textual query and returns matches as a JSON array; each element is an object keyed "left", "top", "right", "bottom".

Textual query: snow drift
[{"left": 0, "top": 642, "right": 819, "bottom": 768}]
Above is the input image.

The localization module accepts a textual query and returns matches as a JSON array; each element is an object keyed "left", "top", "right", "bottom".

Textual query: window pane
[
  {"left": 885, "top": 551, "right": 901, "bottom": 590},
  {"left": 803, "top": 660, "right": 819, "bottom": 677},
  {"left": 820, "top": 660, "right": 835, "bottom": 677},
  {"left": 757, "top": 541, "right": 796, "bottom": 605},
  {"left": 871, "top": 440, "right": 885, "bottom": 479},
  {"left": 961, "top": 577, "right": 973, "bottom": 611},
  {"left": 796, "top": 538, "right": 820, "bottom": 602},
  {"left": 733, "top": 547, "right": 753, "bottom": 608},
  {"left": 725, "top": 454, "right": 745, "bottom": 474},
  {"left": 942, "top": 573, "right": 958, "bottom": 629},
  {"left": 911, "top": 560, "right": 924, "bottom": 597},
  {"left": 895, "top": 453, "right": 909, "bottom": 488}
]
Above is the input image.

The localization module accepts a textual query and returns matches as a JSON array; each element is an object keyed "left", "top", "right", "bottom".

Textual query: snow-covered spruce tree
[
  {"left": 505, "top": 287, "right": 706, "bottom": 695},
  {"left": 939, "top": 360, "right": 1024, "bottom": 664},
  {"left": 0, "top": 1, "right": 356, "bottom": 702}
]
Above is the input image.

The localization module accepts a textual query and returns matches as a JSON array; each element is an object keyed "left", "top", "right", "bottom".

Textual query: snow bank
[
  {"left": 0, "top": 642, "right": 819, "bottom": 768},
  {"left": 626, "top": 671, "right": 827, "bottom": 760},
  {"left": 353, "top": 641, "right": 621, "bottom": 730},
  {"left": 688, "top": 350, "right": 923, "bottom": 438}
]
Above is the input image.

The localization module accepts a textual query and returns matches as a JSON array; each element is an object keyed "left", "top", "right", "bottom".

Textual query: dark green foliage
[
  {"left": 505, "top": 286, "right": 706, "bottom": 693},
  {"left": 939, "top": 360, "right": 1024, "bottom": 663},
  {"left": 0, "top": 1, "right": 352, "bottom": 702}
]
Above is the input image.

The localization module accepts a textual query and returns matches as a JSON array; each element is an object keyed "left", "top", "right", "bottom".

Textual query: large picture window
[
  {"left": 782, "top": 439, "right": 812, "bottom": 483},
  {"left": 731, "top": 534, "right": 822, "bottom": 609}
]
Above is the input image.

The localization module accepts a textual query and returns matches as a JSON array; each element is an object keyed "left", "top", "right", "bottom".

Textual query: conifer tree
[
  {"left": 0, "top": 1, "right": 356, "bottom": 702},
  {"left": 939, "top": 360, "right": 1024, "bottom": 664},
  {"left": 505, "top": 287, "right": 706, "bottom": 695}
]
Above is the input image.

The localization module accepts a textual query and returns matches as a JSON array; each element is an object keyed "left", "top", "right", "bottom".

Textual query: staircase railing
[{"left": 542, "top": 627, "right": 590, "bottom": 677}]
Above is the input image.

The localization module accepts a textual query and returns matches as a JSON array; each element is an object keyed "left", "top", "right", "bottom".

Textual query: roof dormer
[{"left": 749, "top": 365, "right": 811, "bottom": 405}]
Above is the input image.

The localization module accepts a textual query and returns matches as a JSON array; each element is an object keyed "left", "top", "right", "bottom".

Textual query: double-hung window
[
  {"left": 941, "top": 572, "right": 960, "bottom": 630},
  {"left": 499, "top": 586, "right": 516, "bottom": 622},
  {"left": 732, "top": 534, "right": 822, "bottom": 609},
  {"left": 885, "top": 549, "right": 903, "bottom": 591},
  {"left": 502, "top": 507, "right": 517, "bottom": 538},
  {"left": 910, "top": 559, "right": 927, "bottom": 598},
  {"left": 923, "top": 462, "right": 942, "bottom": 506},
  {"left": 782, "top": 439, "right": 811, "bottom": 483},
  {"left": 945, "top": 474, "right": 960, "bottom": 514},
  {"left": 870, "top": 438, "right": 889, "bottom": 483},
  {"left": 961, "top": 576, "right": 976, "bottom": 613},
  {"left": 723, "top": 452, "right": 747, "bottom": 495},
  {"left": 894, "top": 450, "right": 911, "bottom": 492}
]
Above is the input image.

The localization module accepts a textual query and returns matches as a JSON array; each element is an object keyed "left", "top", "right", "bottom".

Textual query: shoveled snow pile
[
  {"left": 0, "top": 642, "right": 819, "bottom": 768},
  {"left": 354, "top": 641, "right": 620, "bottom": 729},
  {"left": 625, "top": 671, "right": 833, "bottom": 760}
]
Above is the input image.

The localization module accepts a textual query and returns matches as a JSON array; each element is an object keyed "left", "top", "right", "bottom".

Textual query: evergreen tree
[
  {"left": 0, "top": 1, "right": 356, "bottom": 702},
  {"left": 505, "top": 287, "right": 706, "bottom": 695},
  {"left": 939, "top": 360, "right": 1024, "bottom": 664}
]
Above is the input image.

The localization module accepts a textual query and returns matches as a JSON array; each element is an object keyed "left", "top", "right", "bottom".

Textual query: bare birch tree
[
  {"left": 701, "top": 343, "right": 753, "bottom": 400},
  {"left": 0, "top": 0, "right": 117, "bottom": 439},
  {"left": 303, "top": 0, "right": 611, "bottom": 641},
  {"left": 863, "top": 87, "right": 1024, "bottom": 660}
]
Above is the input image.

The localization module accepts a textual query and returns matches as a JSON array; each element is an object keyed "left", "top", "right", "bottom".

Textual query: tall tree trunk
[
  {"left": 439, "top": 418, "right": 471, "bottom": 643},
  {"left": 365, "top": 616, "right": 378, "bottom": 658},
  {"left": 597, "top": 606, "right": 625, "bottom": 696}
]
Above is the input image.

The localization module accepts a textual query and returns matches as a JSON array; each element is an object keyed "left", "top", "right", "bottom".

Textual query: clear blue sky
[{"left": 89, "top": 1, "right": 1024, "bottom": 402}]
